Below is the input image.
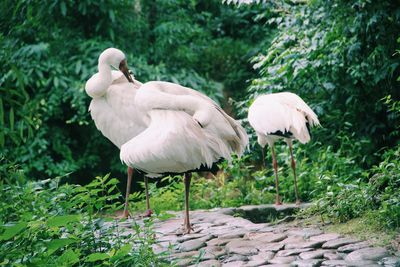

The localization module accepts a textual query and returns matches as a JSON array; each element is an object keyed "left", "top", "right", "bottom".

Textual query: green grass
[{"left": 324, "top": 214, "right": 400, "bottom": 251}]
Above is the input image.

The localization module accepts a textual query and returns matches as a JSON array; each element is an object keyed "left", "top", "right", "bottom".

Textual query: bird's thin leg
[
  {"left": 261, "top": 146, "right": 266, "bottom": 169},
  {"left": 122, "top": 167, "right": 134, "bottom": 218},
  {"left": 288, "top": 141, "right": 301, "bottom": 205},
  {"left": 183, "top": 173, "right": 193, "bottom": 234},
  {"left": 271, "top": 145, "right": 282, "bottom": 205},
  {"left": 144, "top": 176, "right": 153, "bottom": 217}
]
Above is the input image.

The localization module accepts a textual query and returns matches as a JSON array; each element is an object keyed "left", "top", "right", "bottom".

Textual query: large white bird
[
  {"left": 117, "top": 68, "right": 248, "bottom": 235},
  {"left": 85, "top": 48, "right": 152, "bottom": 218},
  {"left": 86, "top": 48, "right": 249, "bottom": 233},
  {"left": 248, "top": 92, "right": 320, "bottom": 205}
]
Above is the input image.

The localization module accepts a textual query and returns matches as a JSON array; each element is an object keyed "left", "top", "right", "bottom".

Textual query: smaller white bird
[{"left": 248, "top": 92, "right": 320, "bottom": 205}]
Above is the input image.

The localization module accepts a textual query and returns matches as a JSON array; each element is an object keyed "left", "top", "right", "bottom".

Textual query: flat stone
[
  {"left": 245, "top": 252, "right": 276, "bottom": 266},
  {"left": 280, "top": 236, "right": 305, "bottom": 245},
  {"left": 322, "top": 238, "right": 359, "bottom": 249},
  {"left": 337, "top": 241, "right": 370, "bottom": 253},
  {"left": 177, "top": 233, "right": 207, "bottom": 243},
  {"left": 299, "top": 250, "right": 327, "bottom": 260},
  {"left": 345, "top": 247, "right": 389, "bottom": 262},
  {"left": 310, "top": 233, "right": 341, "bottom": 243},
  {"left": 176, "top": 257, "right": 193, "bottom": 266},
  {"left": 254, "top": 224, "right": 274, "bottom": 232},
  {"left": 179, "top": 237, "right": 208, "bottom": 252},
  {"left": 207, "top": 238, "right": 239, "bottom": 247},
  {"left": 152, "top": 243, "right": 170, "bottom": 254},
  {"left": 245, "top": 260, "right": 268, "bottom": 267},
  {"left": 269, "top": 256, "right": 296, "bottom": 264},
  {"left": 287, "top": 228, "right": 323, "bottom": 238},
  {"left": 195, "top": 223, "right": 217, "bottom": 233},
  {"left": 219, "top": 229, "right": 247, "bottom": 239},
  {"left": 191, "top": 259, "right": 221, "bottom": 267},
  {"left": 246, "top": 233, "right": 287, "bottom": 243},
  {"left": 344, "top": 260, "right": 381, "bottom": 266},
  {"left": 155, "top": 219, "right": 182, "bottom": 234},
  {"left": 170, "top": 250, "right": 197, "bottom": 259},
  {"left": 321, "top": 260, "right": 348, "bottom": 266},
  {"left": 225, "top": 217, "right": 254, "bottom": 227},
  {"left": 226, "top": 239, "right": 259, "bottom": 256},
  {"left": 285, "top": 240, "right": 324, "bottom": 249},
  {"left": 292, "top": 259, "right": 323, "bottom": 267},
  {"left": 262, "top": 265, "right": 291, "bottom": 267},
  {"left": 158, "top": 234, "right": 179, "bottom": 243},
  {"left": 323, "top": 252, "right": 342, "bottom": 260},
  {"left": 204, "top": 226, "right": 234, "bottom": 236},
  {"left": 199, "top": 246, "right": 226, "bottom": 260},
  {"left": 276, "top": 248, "right": 313, "bottom": 257},
  {"left": 223, "top": 254, "right": 248, "bottom": 263},
  {"left": 222, "top": 261, "right": 246, "bottom": 267},
  {"left": 379, "top": 256, "right": 400, "bottom": 267},
  {"left": 258, "top": 242, "right": 285, "bottom": 252},
  {"left": 228, "top": 246, "right": 259, "bottom": 256}
]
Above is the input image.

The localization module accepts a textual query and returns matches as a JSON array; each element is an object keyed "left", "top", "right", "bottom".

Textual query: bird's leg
[
  {"left": 261, "top": 146, "right": 266, "bottom": 169},
  {"left": 288, "top": 141, "right": 301, "bottom": 205},
  {"left": 144, "top": 176, "right": 153, "bottom": 217},
  {"left": 183, "top": 173, "right": 193, "bottom": 234},
  {"left": 122, "top": 167, "right": 134, "bottom": 218},
  {"left": 271, "top": 146, "right": 282, "bottom": 205}
]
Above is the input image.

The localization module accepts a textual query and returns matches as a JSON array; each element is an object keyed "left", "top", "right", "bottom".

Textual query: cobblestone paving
[{"left": 121, "top": 204, "right": 400, "bottom": 267}]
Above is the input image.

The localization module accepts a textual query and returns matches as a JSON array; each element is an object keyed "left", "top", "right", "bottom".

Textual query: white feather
[
  {"left": 120, "top": 81, "right": 249, "bottom": 177},
  {"left": 248, "top": 92, "right": 320, "bottom": 146}
]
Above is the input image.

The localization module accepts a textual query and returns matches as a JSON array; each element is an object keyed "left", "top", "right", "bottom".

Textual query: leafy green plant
[{"left": 0, "top": 173, "right": 170, "bottom": 266}]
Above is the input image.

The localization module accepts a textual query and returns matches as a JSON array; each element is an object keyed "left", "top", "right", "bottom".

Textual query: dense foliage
[
  {"left": 0, "top": 0, "right": 265, "bottom": 183},
  {"left": 238, "top": 0, "right": 400, "bottom": 228},
  {"left": 0, "top": 174, "right": 167, "bottom": 266}
]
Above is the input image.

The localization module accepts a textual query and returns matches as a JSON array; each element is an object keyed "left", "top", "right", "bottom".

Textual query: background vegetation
[{"left": 1, "top": 0, "right": 399, "bottom": 264}]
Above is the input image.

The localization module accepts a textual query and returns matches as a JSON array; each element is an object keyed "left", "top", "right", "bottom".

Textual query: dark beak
[{"left": 119, "top": 60, "right": 134, "bottom": 83}]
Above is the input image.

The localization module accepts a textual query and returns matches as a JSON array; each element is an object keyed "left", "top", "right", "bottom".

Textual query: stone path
[{"left": 120, "top": 204, "right": 400, "bottom": 267}]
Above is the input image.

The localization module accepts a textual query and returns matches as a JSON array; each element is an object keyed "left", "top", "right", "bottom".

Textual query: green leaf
[
  {"left": 0, "top": 222, "right": 27, "bottom": 240},
  {"left": 47, "top": 238, "right": 77, "bottom": 256},
  {"left": 0, "top": 98, "right": 4, "bottom": 147},
  {"left": 109, "top": 10, "right": 115, "bottom": 23},
  {"left": 9, "top": 107, "right": 14, "bottom": 132},
  {"left": 105, "top": 178, "right": 119, "bottom": 186},
  {"left": 47, "top": 215, "right": 81, "bottom": 227},
  {"left": 111, "top": 244, "right": 132, "bottom": 262},
  {"left": 60, "top": 2, "right": 67, "bottom": 16},
  {"left": 86, "top": 252, "right": 110, "bottom": 262},
  {"left": 75, "top": 60, "right": 82, "bottom": 74},
  {"left": 57, "top": 249, "right": 79, "bottom": 266}
]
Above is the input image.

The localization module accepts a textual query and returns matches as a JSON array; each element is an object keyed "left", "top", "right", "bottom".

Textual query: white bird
[
  {"left": 247, "top": 92, "right": 320, "bottom": 205},
  {"left": 117, "top": 71, "right": 249, "bottom": 234},
  {"left": 85, "top": 48, "right": 152, "bottom": 218}
]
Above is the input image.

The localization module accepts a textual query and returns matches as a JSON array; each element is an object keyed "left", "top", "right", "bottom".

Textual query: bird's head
[{"left": 99, "top": 48, "right": 134, "bottom": 83}]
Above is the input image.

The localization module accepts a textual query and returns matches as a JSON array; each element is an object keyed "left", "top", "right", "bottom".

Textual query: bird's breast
[{"left": 89, "top": 85, "right": 146, "bottom": 148}]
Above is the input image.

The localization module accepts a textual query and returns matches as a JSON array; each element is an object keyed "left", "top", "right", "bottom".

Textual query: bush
[{"left": 0, "top": 173, "right": 169, "bottom": 266}]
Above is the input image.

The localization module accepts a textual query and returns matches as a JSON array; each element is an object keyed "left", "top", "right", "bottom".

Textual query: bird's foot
[
  {"left": 275, "top": 195, "right": 282, "bottom": 205},
  {"left": 120, "top": 209, "right": 132, "bottom": 219},
  {"left": 176, "top": 224, "right": 194, "bottom": 235},
  {"left": 184, "top": 224, "right": 194, "bottom": 235},
  {"left": 143, "top": 209, "right": 153, "bottom": 218}
]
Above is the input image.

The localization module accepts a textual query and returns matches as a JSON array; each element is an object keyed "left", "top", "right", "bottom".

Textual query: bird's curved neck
[{"left": 98, "top": 61, "right": 112, "bottom": 86}]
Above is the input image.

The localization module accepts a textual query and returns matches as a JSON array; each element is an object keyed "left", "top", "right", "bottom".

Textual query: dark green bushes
[{"left": 0, "top": 174, "right": 167, "bottom": 266}]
